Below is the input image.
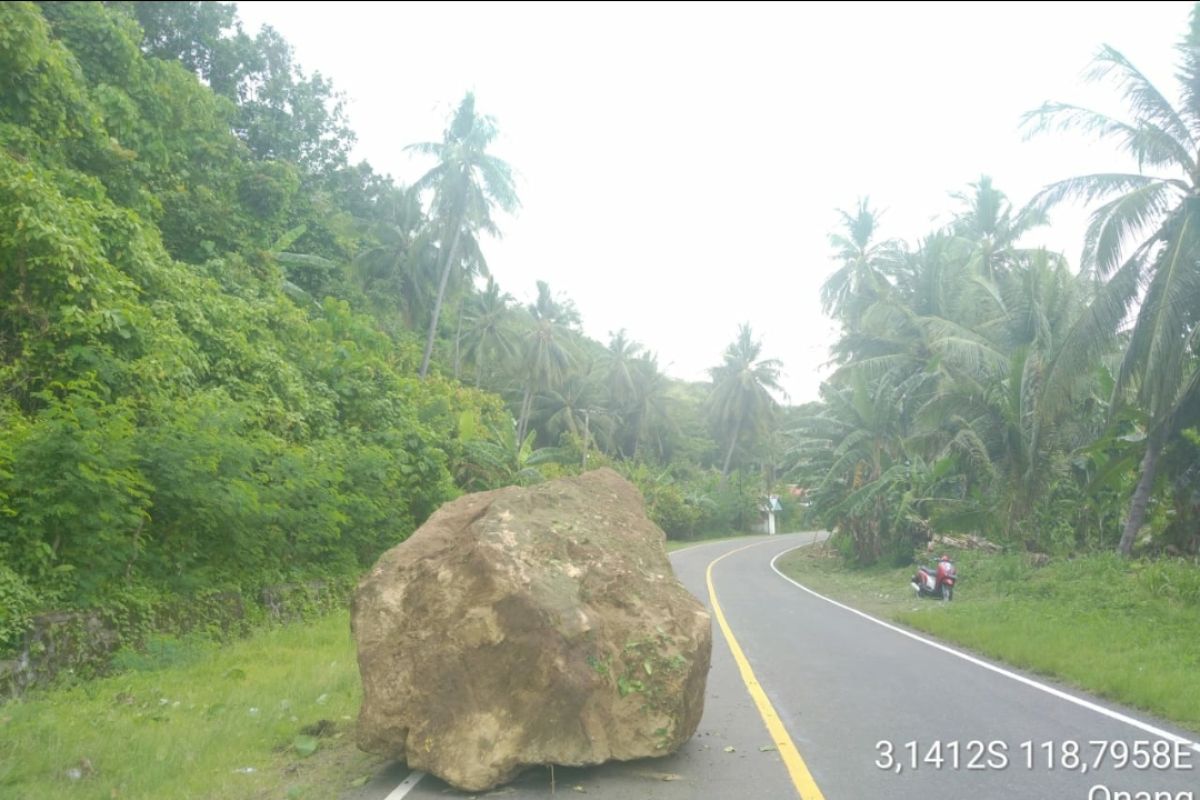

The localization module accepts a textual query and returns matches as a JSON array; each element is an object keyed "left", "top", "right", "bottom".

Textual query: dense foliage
[
  {"left": 791, "top": 62, "right": 1200, "bottom": 565},
  {"left": 0, "top": 1, "right": 497, "bottom": 651},
  {"left": 0, "top": 1, "right": 775, "bottom": 656}
]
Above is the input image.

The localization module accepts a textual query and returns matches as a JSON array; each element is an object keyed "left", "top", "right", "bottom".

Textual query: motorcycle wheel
[{"left": 941, "top": 584, "right": 953, "bottom": 602}]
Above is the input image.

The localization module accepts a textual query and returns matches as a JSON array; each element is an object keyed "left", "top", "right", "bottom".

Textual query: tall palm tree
[
  {"left": 601, "top": 329, "right": 644, "bottom": 410},
  {"left": 707, "top": 324, "right": 785, "bottom": 480},
  {"left": 462, "top": 276, "right": 518, "bottom": 387},
  {"left": 788, "top": 373, "right": 915, "bottom": 562},
  {"left": 514, "top": 281, "right": 578, "bottom": 449},
  {"left": 626, "top": 353, "right": 676, "bottom": 461},
  {"left": 946, "top": 176, "right": 1048, "bottom": 282},
  {"left": 532, "top": 361, "right": 602, "bottom": 443},
  {"left": 1024, "top": 16, "right": 1200, "bottom": 554},
  {"left": 351, "top": 187, "right": 437, "bottom": 331},
  {"left": 821, "top": 198, "right": 904, "bottom": 327},
  {"left": 407, "top": 93, "right": 519, "bottom": 379}
]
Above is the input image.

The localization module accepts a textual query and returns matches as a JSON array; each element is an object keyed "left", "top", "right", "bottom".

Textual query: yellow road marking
[{"left": 706, "top": 542, "right": 827, "bottom": 800}]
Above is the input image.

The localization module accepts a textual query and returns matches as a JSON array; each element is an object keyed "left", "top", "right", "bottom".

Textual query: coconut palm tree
[
  {"left": 707, "top": 324, "right": 785, "bottom": 480},
  {"left": 1024, "top": 17, "right": 1200, "bottom": 554},
  {"left": 533, "top": 361, "right": 598, "bottom": 442},
  {"left": 462, "top": 276, "right": 518, "bottom": 387},
  {"left": 407, "top": 93, "right": 518, "bottom": 379},
  {"left": 625, "top": 354, "right": 676, "bottom": 461},
  {"left": 514, "top": 281, "right": 578, "bottom": 449},
  {"left": 350, "top": 187, "right": 437, "bottom": 331},
  {"left": 821, "top": 199, "right": 905, "bottom": 327},
  {"left": 787, "top": 373, "right": 917, "bottom": 563},
  {"left": 601, "top": 329, "right": 644, "bottom": 410},
  {"left": 946, "top": 176, "right": 1049, "bottom": 282}
]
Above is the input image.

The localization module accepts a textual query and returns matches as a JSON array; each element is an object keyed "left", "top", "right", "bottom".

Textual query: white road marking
[
  {"left": 384, "top": 770, "right": 426, "bottom": 799},
  {"left": 769, "top": 547, "right": 1200, "bottom": 755}
]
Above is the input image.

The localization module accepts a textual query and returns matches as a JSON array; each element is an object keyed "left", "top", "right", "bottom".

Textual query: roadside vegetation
[
  {"left": 787, "top": 10, "right": 1200, "bottom": 567},
  {"left": 0, "top": 0, "right": 784, "bottom": 676},
  {"left": 0, "top": 610, "right": 380, "bottom": 800}
]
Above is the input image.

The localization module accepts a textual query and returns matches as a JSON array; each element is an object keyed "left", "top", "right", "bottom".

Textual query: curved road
[{"left": 356, "top": 533, "right": 1199, "bottom": 799}]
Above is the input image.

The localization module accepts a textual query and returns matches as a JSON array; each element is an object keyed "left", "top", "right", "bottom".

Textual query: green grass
[
  {"left": 776, "top": 545, "right": 1200, "bottom": 732},
  {"left": 0, "top": 610, "right": 385, "bottom": 800}
]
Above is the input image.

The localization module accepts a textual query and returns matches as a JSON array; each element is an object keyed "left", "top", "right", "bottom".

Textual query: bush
[
  {"left": 0, "top": 564, "right": 40, "bottom": 653},
  {"left": 615, "top": 463, "right": 765, "bottom": 540},
  {"left": 109, "top": 632, "right": 215, "bottom": 673}
]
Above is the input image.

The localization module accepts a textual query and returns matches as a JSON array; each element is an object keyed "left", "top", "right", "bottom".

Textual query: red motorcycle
[{"left": 911, "top": 555, "right": 957, "bottom": 601}]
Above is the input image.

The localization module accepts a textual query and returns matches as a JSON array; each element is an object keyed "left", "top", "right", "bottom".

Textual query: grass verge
[
  {"left": 0, "top": 532, "right": 766, "bottom": 797},
  {"left": 776, "top": 544, "right": 1200, "bottom": 733},
  {"left": 0, "top": 610, "right": 385, "bottom": 800}
]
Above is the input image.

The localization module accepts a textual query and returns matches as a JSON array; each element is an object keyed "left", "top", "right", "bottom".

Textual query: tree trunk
[
  {"left": 453, "top": 301, "right": 464, "bottom": 380},
  {"left": 124, "top": 517, "right": 145, "bottom": 581},
  {"left": 419, "top": 224, "right": 464, "bottom": 379},
  {"left": 1118, "top": 432, "right": 1162, "bottom": 556},
  {"left": 515, "top": 385, "right": 533, "bottom": 455},
  {"left": 719, "top": 414, "right": 743, "bottom": 486},
  {"left": 581, "top": 409, "right": 590, "bottom": 469}
]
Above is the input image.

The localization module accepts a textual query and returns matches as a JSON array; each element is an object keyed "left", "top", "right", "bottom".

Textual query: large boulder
[{"left": 352, "top": 468, "right": 712, "bottom": 791}]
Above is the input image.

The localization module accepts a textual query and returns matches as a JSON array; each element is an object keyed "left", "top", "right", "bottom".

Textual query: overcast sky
[{"left": 236, "top": 1, "right": 1193, "bottom": 403}]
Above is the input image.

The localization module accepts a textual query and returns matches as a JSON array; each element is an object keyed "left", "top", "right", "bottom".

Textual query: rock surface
[{"left": 352, "top": 468, "right": 712, "bottom": 791}]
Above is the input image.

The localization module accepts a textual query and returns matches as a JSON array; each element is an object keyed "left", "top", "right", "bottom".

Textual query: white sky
[{"left": 236, "top": 1, "right": 1193, "bottom": 404}]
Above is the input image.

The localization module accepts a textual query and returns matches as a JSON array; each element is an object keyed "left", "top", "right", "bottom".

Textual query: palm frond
[
  {"left": 275, "top": 252, "right": 338, "bottom": 272},
  {"left": 830, "top": 353, "right": 922, "bottom": 384},
  {"left": 918, "top": 317, "right": 1010, "bottom": 379},
  {"left": 1116, "top": 213, "right": 1200, "bottom": 415},
  {"left": 403, "top": 141, "right": 443, "bottom": 157},
  {"left": 1032, "top": 172, "right": 1171, "bottom": 211},
  {"left": 1175, "top": 4, "right": 1200, "bottom": 136},
  {"left": 1163, "top": 358, "right": 1200, "bottom": 436},
  {"left": 1039, "top": 255, "right": 1144, "bottom": 418},
  {"left": 1085, "top": 44, "right": 1196, "bottom": 159},
  {"left": 477, "top": 157, "right": 520, "bottom": 215},
  {"left": 1021, "top": 103, "right": 1191, "bottom": 171},
  {"left": 1079, "top": 179, "right": 1183, "bottom": 276},
  {"left": 968, "top": 274, "right": 1007, "bottom": 315}
]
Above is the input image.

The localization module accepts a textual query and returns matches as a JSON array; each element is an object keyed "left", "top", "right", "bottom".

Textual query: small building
[{"left": 757, "top": 494, "right": 784, "bottom": 535}]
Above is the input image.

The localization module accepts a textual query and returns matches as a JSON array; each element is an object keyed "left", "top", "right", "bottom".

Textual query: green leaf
[{"left": 292, "top": 735, "right": 319, "bottom": 758}]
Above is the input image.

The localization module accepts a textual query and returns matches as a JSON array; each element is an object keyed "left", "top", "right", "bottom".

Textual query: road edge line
[
  {"left": 383, "top": 770, "right": 425, "bottom": 799},
  {"left": 707, "top": 543, "right": 827, "bottom": 800},
  {"left": 768, "top": 547, "right": 1200, "bottom": 755}
]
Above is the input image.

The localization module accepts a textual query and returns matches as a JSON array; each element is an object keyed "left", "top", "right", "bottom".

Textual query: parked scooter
[{"left": 911, "top": 555, "right": 957, "bottom": 601}]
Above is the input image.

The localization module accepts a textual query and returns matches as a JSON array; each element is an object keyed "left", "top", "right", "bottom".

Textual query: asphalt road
[{"left": 355, "top": 533, "right": 1200, "bottom": 800}]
